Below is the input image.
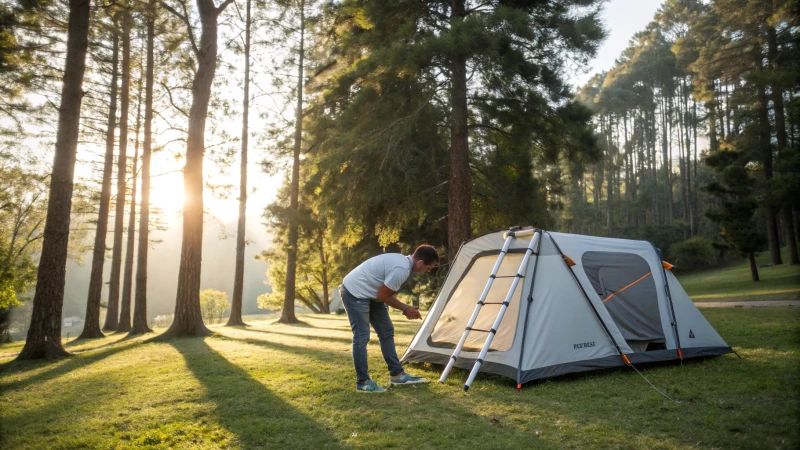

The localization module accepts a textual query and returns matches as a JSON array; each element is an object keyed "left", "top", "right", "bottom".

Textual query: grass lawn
[
  {"left": 2, "top": 308, "right": 798, "bottom": 449},
  {"left": 679, "top": 247, "right": 800, "bottom": 302}
]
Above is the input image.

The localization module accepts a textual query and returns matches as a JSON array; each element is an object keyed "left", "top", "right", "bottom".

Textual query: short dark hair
[{"left": 412, "top": 244, "right": 439, "bottom": 265}]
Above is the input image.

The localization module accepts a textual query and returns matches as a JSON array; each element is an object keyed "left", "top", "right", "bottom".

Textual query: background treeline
[
  {"left": 263, "top": 0, "right": 799, "bottom": 318},
  {"left": 569, "top": 0, "right": 799, "bottom": 279},
  {"left": 0, "top": 0, "right": 797, "bottom": 355}
]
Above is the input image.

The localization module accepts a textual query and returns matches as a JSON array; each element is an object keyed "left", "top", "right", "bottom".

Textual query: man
[{"left": 341, "top": 244, "right": 439, "bottom": 392}]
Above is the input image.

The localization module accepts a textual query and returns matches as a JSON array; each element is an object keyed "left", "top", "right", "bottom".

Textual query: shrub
[
  {"left": 668, "top": 237, "right": 716, "bottom": 272},
  {"left": 200, "top": 288, "right": 230, "bottom": 324}
]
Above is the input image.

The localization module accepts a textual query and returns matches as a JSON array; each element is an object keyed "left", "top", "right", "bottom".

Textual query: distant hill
[{"left": 62, "top": 216, "right": 273, "bottom": 321}]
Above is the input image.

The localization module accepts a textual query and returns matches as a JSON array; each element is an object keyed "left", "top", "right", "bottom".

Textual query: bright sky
[
  {"left": 571, "top": 0, "right": 663, "bottom": 89},
  {"left": 147, "top": 147, "right": 282, "bottom": 225}
]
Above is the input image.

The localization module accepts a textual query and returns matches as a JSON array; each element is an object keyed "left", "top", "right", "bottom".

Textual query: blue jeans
[{"left": 341, "top": 286, "right": 404, "bottom": 382}]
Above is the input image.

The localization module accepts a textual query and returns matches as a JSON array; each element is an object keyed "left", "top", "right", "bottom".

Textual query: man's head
[{"left": 411, "top": 244, "right": 439, "bottom": 273}]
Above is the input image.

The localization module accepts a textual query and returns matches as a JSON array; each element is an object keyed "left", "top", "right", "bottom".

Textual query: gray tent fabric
[
  {"left": 582, "top": 251, "right": 665, "bottom": 344},
  {"left": 402, "top": 227, "right": 733, "bottom": 385},
  {"left": 329, "top": 285, "right": 343, "bottom": 313}
]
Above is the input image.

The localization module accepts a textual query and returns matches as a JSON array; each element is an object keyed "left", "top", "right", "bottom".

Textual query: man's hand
[{"left": 403, "top": 306, "right": 422, "bottom": 320}]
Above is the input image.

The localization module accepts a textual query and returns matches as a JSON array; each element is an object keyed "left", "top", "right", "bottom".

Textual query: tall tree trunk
[
  {"left": 682, "top": 77, "right": 692, "bottom": 237},
  {"left": 80, "top": 29, "right": 118, "bottom": 340},
  {"left": 756, "top": 51, "right": 782, "bottom": 265},
  {"left": 447, "top": 0, "right": 471, "bottom": 261},
  {"left": 708, "top": 82, "right": 719, "bottom": 152},
  {"left": 17, "top": 0, "right": 91, "bottom": 360},
  {"left": 768, "top": 25, "right": 799, "bottom": 265},
  {"left": 319, "top": 230, "right": 329, "bottom": 314},
  {"left": 662, "top": 95, "right": 673, "bottom": 223},
  {"left": 692, "top": 98, "right": 698, "bottom": 236},
  {"left": 164, "top": 0, "right": 234, "bottom": 336},
  {"left": 119, "top": 46, "right": 144, "bottom": 333},
  {"left": 105, "top": 6, "right": 133, "bottom": 331},
  {"left": 748, "top": 252, "right": 760, "bottom": 282},
  {"left": 649, "top": 106, "right": 658, "bottom": 225},
  {"left": 606, "top": 114, "right": 613, "bottom": 236},
  {"left": 677, "top": 82, "right": 688, "bottom": 239},
  {"left": 723, "top": 79, "right": 730, "bottom": 139},
  {"left": 228, "top": 0, "right": 251, "bottom": 326},
  {"left": 130, "top": 0, "right": 155, "bottom": 335},
  {"left": 281, "top": 0, "right": 304, "bottom": 324}
]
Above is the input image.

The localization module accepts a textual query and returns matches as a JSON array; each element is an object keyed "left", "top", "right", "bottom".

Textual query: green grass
[
  {"left": 679, "top": 247, "right": 800, "bottom": 302},
  {"left": 1, "top": 309, "right": 798, "bottom": 449}
]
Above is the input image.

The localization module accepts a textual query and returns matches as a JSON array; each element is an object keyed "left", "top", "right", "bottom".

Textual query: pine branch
[{"left": 160, "top": 0, "right": 200, "bottom": 57}]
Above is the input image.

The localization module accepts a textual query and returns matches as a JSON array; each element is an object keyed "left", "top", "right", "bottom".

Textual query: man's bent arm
[{"left": 376, "top": 284, "right": 409, "bottom": 311}]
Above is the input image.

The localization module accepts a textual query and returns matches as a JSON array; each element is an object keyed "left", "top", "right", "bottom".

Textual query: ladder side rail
[
  {"left": 464, "top": 231, "right": 540, "bottom": 391},
  {"left": 439, "top": 235, "right": 515, "bottom": 382},
  {"left": 515, "top": 229, "right": 543, "bottom": 388}
]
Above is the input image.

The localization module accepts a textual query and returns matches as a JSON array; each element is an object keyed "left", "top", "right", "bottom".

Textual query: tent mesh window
[
  {"left": 581, "top": 251, "right": 665, "bottom": 351},
  {"left": 428, "top": 251, "right": 524, "bottom": 352}
]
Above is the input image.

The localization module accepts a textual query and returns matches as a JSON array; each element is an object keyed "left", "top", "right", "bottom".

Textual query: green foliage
[
  {"left": 199, "top": 289, "right": 229, "bottom": 324},
  {"left": 0, "top": 164, "right": 46, "bottom": 339},
  {"left": 668, "top": 236, "right": 716, "bottom": 272},
  {"left": 295, "top": 0, "right": 603, "bottom": 265},
  {"left": 704, "top": 137, "right": 765, "bottom": 258}
]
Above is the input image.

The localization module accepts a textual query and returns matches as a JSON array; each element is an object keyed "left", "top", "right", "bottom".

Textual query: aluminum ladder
[{"left": 438, "top": 228, "right": 541, "bottom": 391}]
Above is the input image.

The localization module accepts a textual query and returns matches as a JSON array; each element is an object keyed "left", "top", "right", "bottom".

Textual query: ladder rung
[
  {"left": 479, "top": 301, "right": 510, "bottom": 306},
  {"left": 465, "top": 327, "right": 497, "bottom": 334},
  {"left": 489, "top": 275, "right": 524, "bottom": 279}
]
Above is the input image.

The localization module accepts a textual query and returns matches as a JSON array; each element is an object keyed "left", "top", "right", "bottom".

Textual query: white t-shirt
[{"left": 342, "top": 253, "right": 413, "bottom": 299}]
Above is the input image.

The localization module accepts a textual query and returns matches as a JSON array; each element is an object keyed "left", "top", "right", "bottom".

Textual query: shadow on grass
[
  {"left": 211, "top": 334, "right": 348, "bottom": 369},
  {"left": 169, "top": 338, "right": 343, "bottom": 449},
  {"left": 235, "top": 327, "right": 354, "bottom": 346},
  {"left": 0, "top": 340, "right": 140, "bottom": 392}
]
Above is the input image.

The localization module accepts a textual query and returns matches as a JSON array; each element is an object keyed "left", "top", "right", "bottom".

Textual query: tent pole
[
  {"left": 651, "top": 244, "right": 683, "bottom": 360},
  {"left": 515, "top": 229, "right": 543, "bottom": 391},
  {"left": 463, "top": 230, "right": 540, "bottom": 391}
]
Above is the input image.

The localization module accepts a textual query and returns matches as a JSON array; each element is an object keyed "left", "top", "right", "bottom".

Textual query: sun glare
[{"left": 147, "top": 153, "right": 283, "bottom": 225}]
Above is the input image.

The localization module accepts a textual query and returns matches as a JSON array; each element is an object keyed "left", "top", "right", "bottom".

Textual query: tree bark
[
  {"left": 80, "top": 28, "right": 118, "bottom": 340},
  {"left": 119, "top": 42, "right": 144, "bottom": 333},
  {"left": 767, "top": 25, "right": 799, "bottom": 265},
  {"left": 130, "top": 0, "right": 155, "bottom": 335},
  {"left": 606, "top": 114, "right": 613, "bottom": 236},
  {"left": 17, "top": 0, "right": 91, "bottom": 360},
  {"left": 448, "top": 0, "right": 471, "bottom": 260},
  {"left": 662, "top": 95, "right": 673, "bottom": 224},
  {"left": 105, "top": 6, "right": 133, "bottom": 331},
  {"left": 280, "top": 0, "right": 304, "bottom": 324},
  {"left": 755, "top": 51, "right": 782, "bottom": 266},
  {"left": 319, "top": 229, "right": 329, "bottom": 314},
  {"left": 748, "top": 252, "right": 760, "bottom": 282},
  {"left": 164, "top": 0, "right": 232, "bottom": 337},
  {"left": 227, "top": 0, "right": 251, "bottom": 327}
]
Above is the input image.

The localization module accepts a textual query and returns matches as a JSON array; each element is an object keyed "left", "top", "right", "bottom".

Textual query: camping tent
[
  {"left": 329, "top": 285, "right": 344, "bottom": 314},
  {"left": 402, "top": 227, "right": 732, "bottom": 389}
]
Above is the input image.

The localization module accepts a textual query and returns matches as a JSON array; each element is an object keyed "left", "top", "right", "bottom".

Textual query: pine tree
[
  {"left": 161, "top": 0, "right": 235, "bottom": 337},
  {"left": 80, "top": 16, "right": 119, "bottom": 340},
  {"left": 309, "top": 0, "right": 604, "bottom": 259},
  {"left": 17, "top": 0, "right": 91, "bottom": 360}
]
